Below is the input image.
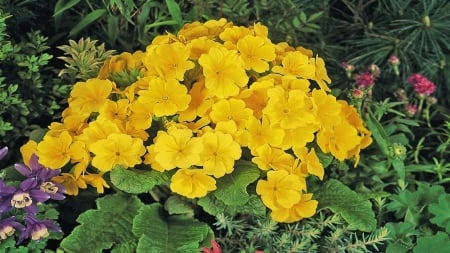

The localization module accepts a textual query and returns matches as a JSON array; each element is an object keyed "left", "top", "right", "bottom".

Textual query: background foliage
[{"left": 1, "top": 0, "right": 449, "bottom": 252}]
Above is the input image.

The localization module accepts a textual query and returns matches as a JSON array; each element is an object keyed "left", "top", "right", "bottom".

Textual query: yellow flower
[
  {"left": 90, "top": 133, "right": 146, "bottom": 172},
  {"left": 200, "top": 131, "right": 241, "bottom": 178},
  {"left": 69, "top": 78, "right": 113, "bottom": 114},
  {"left": 270, "top": 193, "right": 318, "bottom": 223},
  {"left": 312, "top": 56, "right": 332, "bottom": 91},
  {"left": 219, "top": 26, "right": 252, "bottom": 49},
  {"left": 272, "top": 51, "right": 315, "bottom": 79},
  {"left": 143, "top": 42, "right": 194, "bottom": 81},
  {"left": 256, "top": 170, "right": 303, "bottom": 210},
  {"left": 77, "top": 118, "right": 122, "bottom": 149},
  {"left": 128, "top": 99, "right": 153, "bottom": 130},
  {"left": 152, "top": 128, "right": 203, "bottom": 170},
  {"left": 237, "top": 35, "right": 276, "bottom": 73},
  {"left": 240, "top": 79, "right": 273, "bottom": 119},
  {"left": 138, "top": 78, "right": 191, "bottom": 117},
  {"left": 251, "top": 144, "right": 294, "bottom": 171},
  {"left": 280, "top": 125, "right": 318, "bottom": 150},
  {"left": 317, "top": 122, "right": 362, "bottom": 161},
  {"left": 246, "top": 115, "right": 284, "bottom": 150},
  {"left": 98, "top": 99, "right": 129, "bottom": 123},
  {"left": 98, "top": 51, "right": 143, "bottom": 79},
  {"left": 69, "top": 140, "right": 91, "bottom": 177},
  {"left": 81, "top": 173, "right": 110, "bottom": 194},
  {"left": 199, "top": 47, "right": 249, "bottom": 98},
  {"left": 170, "top": 168, "right": 217, "bottom": 198},
  {"left": 20, "top": 140, "right": 37, "bottom": 167},
  {"left": 52, "top": 173, "right": 87, "bottom": 196},
  {"left": 263, "top": 86, "right": 316, "bottom": 129},
  {"left": 178, "top": 79, "right": 215, "bottom": 122},
  {"left": 311, "top": 89, "right": 342, "bottom": 128},
  {"left": 293, "top": 147, "right": 324, "bottom": 180},
  {"left": 209, "top": 98, "right": 252, "bottom": 129},
  {"left": 37, "top": 131, "right": 73, "bottom": 169}
]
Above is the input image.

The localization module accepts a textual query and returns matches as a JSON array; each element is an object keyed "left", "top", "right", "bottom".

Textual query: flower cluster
[
  {"left": 27, "top": 19, "right": 372, "bottom": 223},
  {"left": 0, "top": 147, "right": 63, "bottom": 244},
  {"left": 407, "top": 73, "right": 437, "bottom": 97}
]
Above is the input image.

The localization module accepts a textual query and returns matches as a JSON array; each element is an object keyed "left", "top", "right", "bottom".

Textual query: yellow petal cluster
[{"left": 28, "top": 19, "right": 372, "bottom": 224}]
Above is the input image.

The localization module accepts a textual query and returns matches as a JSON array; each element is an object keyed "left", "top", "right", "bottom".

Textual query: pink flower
[
  {"left": 405, "top": 104, "right": 418, "bottom": 117},
  {"left": 388, "top": 55, "right": 400, "bottom": 66},
  {"left": 202, "top": 240, "right": 222, "bottom": 253},
  {"left": 352, "top": 88, "right": 365, "bottom": 99},
  {"left": 407, "top": 73, "right": 436, "bottom": 96},
  {"left": 354, "top": 72, "right": 375, "bottom": 88}
]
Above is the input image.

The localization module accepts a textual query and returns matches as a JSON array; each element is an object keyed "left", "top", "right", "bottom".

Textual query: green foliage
[
  {"left": 314, "top": 179, "right": 377, "bottom": 232},
  {"left": 109, "top": 165, "right": 171, "bottom": 194},
  {"left": 413, "top": 232, "right": 450, "bottom": 253},
  {"left": 429, "top": 194, "right": 450, "bottom": 234}
]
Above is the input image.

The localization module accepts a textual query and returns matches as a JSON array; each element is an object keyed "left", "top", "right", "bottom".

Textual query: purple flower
[
  {"left": 14, "top": 154, "right": 66, "bottom": 201},
  {"left": 0, "top": 216, "right": 25, "bottom": 241},
  {"left": 9, "top": 179, "right": 50, "bottom": 214},
  {"left": 0, "top": 180, "right": 16, "bottom": 213},
  {"left": 18, "top": 213, "right": 61, "bottom": 244},
  {"left": 0, "top": 146, "right": 7, "bottom": 161}
]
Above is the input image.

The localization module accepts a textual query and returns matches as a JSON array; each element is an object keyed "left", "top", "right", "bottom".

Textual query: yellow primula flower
[
  {"left": 170, "top": 168, "right": 217, "bottom": 198},
  {"left": 178, "top": 79, "right": 215, "bottom": 122},
  {"left": 312, "top": 56, "right": 332, "bottom": 92},
  {"left": 251, "top": 144, "right": 294, "bottom": 171},
  {"left": 237, "top": 35, "right": 276, "bottom": 73},
  {"left": 317, "top": 122, "right": 362, "bottom": 161},
  {"left": 77, "top": 117, "right": 122, "bottom": 149},
  {"left": 246, "top": 115, "right": 284, "bottom": 150},
  {"left": 98, "top": 51, "right": 143, "bottom": 79},
  {"left": 209, "top": 98, "right": 252, "bottom": 129},
  {"left": 52, "top": 173, "right": 87, "bottom": 196},
  {"left": 272, "top": 51, "right": 315, "bottom": 79},
  {"left": 199, "top": 46, "right": 249, "bottom": 98},
  {"left": 20, "top": 140, "right": 37, "bottom": 167},
  {"left": 138, "top": 78, "right": 191, "bottom": 117},
  {"left": 69, "top": 78, "right": 114, "bottom": 114},
  {"left": 256, "top": 170, "right": 304, "bottom": 210},
  {"left": 280, "top": 125, "right": 318, "bottom": 150},
  {"left": 270, "top": 193, "right": 318, "bottom": 223},
  {"left": 311, "top": 89, "right": 342, "bottom": 128},
  {"left": 128, "top": 99, "right": 153, "bottom": 130},
  {"left": 152, "top": 128, "right": 203, "bottom": 170},
  {"left": 90, "top": 133, "right": 146, "bottom": 172},
  {"left": 98, "top": 99, "right": 129, "bottom": 123},
  {"left": 143, "top": 42, "right": 194, "bottom": 81},
  {"left": 219, "top": 26, "right": 252, "bottom": 49},
  {"left": 263, "top": 86, "right": 316, "bottom": 129},
  {"left": 200, "top": 131, "right": 242, "bottom": 178},
  {"left": 37, "top": 131, "right": 73, "bottom": 169},
  {"left": 81, "top": 173, "right": 110, "bottom": 194},
  {"left": 293, "top": 147, "right": 324, "bottom": 180}
]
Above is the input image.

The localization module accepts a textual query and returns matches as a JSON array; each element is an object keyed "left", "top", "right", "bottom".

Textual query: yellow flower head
[
  {"left": 90, "top": 133, "right": 146, "bottom": 172},
  {"left": 312, "top": 56, "right": 332, "bottom": 91},
  {"left": 152, "top": 128, "right": 203, "bottom": 170},
  {"left": 143, "top": 42, "right": 194, "bottom": 81},
  {"left": 138, "top": 78, "right": 191, "bottom": 117},
  {"left": 170, "top": 168, "right": 217, "bottom": 198},
  {"left": 77, "top": 117, "right": 122, "bottom": 149},
  {"left": 37, "top": 131, "right": 73, "bottom": 169},
  {"left": 98, "top": 51, "right": 143, "bottom": 79},
  {"left": 81, "top": 173, "right": 110, "bottom": 194},
  {"left": 311, "top": 89, "right": 342, "bottom": 128},
  {"left": 199, "top": 47, "right": 249, "bottom": 98},
  {"left": 317, "top": 122, "right": 362, "bottom": 161},
  {"left": 98, "top": 99, "right": 130, "bottom": 123},
  {"left": 251, "top": 144, "right": 294, "bottom": 171},
  {"left": 246, "top": 115, "right": 284, "bottom": 150},
  {"left": 20, "top": 140, "right": 37, "bottom": 168},
  {"left": 256, "top": 170, "right": 304, "bottom": 210},
  {"left": 210, "top": 98, "right": 252, "bottom": 129},
  {"left": 272, "top": 51, "right": 316, "bottom": 79},
  {"left": 200, "top": 131, "right": 242, "bottom": 178},
  {"left": 270, "top": 193, "right": 318, "bottom": 223},
  {"left": 237, "top": 35, "right": 276, "bottom": 73},
  {"left": 52, "top": 173, "right": 87, "bottom": 196},
  {"left": 178, "top": 79, "right": 215, "bottom": 122},
  {"left": 69, "top": 78, "right": 114, "bottom": 114}
]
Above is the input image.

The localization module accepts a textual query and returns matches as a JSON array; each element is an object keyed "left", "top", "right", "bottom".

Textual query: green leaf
[
  {"left": 413, "top": 232, "right": 450, "bottom": 253},
  {"left": 429, "top": 194, "right": 450, "bottom": 233},
  {"left": 110, "top": 166, "right": 170, "bottom": 194},
  {"left": 213, "top": 161, "right": 260, "bottom": 206},
  {"left": 60, "top": 193, "right": 144, "bottom": 253},
  {"left": 366, "top": 112, "right": 390, "bottom": 156},
  {"left": 132, "top": 203, "right": 213, "bottom": 253},
  {"left": 53, "top": 0, "right": 81, "bottom": 17},
  {"left": 198, "top": 194, "right": 266, "bottom": 217},
  {"left": 386, "top": 189, "right": 420, "bottom": 222},
  {"left": 165, "top": 0, "right": 183, "bottom": 27},
  {"left": 315, "top": 179, "right": 376, "bottom": 232},
  {"left": 69, "top": 9, "right": 107, "bottom": 37},
  {"left": 164, "top": 195, "right": 195, "bottom": 216}
]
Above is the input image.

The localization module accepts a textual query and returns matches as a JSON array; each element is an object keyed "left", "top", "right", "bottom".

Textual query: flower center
[
  {"left": 40, "top": 182, "right": 59, "bottom": 194},
  {"left": 11, "top": 192, "right": 32, "bottom": 208},
  {"left": 0, "top": 226, "right": 15, "bottom": 240}
]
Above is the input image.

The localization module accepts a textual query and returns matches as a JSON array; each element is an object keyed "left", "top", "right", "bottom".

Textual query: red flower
[
  {"left": 354, "top": 72, "right": 375, "bottom": 88},
  {"left": 407, "top": 73, "right": 436, "bottom": 96}
]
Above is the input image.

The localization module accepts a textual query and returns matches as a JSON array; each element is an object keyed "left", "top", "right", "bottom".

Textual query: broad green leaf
[
  {"left": 198, "top": 194, "right": 266, "bottom": 217},
  {"left": 110, "top": 166, "right": 170, "bottom": 194},
  {"left": 60, "top": 193, "right": 144, "bottom": 253},
  {"left": 429, "top": 194, "right": 450, "bottom": 233},
  {"left": 164, "top": 195, "right": 195, "bottom": 216},
  {"left": 386, "top": 189, "right": 420, "bottom": 223},
  {"left": 315, "top": 179, "right": 376, "bottom": 232},
  {"left": 413, "top": 231, "right": 450, "bottom": 253},
  {"left": 213, "top": 161, "right": 260, "bottom": 206},
  {"left": 133, "top": 203, "right": 213, "bottom": 253},
  {"left": 69, "top": 9, "right": 107, "bottom": 37}
]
